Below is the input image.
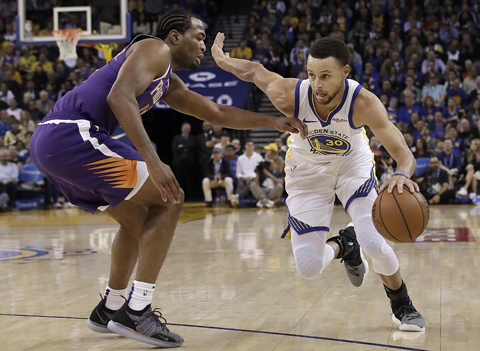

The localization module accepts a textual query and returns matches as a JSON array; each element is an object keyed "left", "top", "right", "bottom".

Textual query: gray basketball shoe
[
  {"left": 327, "top": 222, "right": 369, "bottom": 287},
  {"left": 108, "top": 303, "right": 184, "bottom": 348},
  {"left": 392, "top": 302, "right": 426, "bottom": 332}
]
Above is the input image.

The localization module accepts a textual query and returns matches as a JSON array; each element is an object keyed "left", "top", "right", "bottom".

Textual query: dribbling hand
[{"left": 379, "top": 174, "right": 420, "bottom": 194}]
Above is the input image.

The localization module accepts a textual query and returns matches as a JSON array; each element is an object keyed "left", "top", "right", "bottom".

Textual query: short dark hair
[
  {"left": 155, "top": 9, "right": 203, "bottom": 40},
  {"left": 309, "top": 38, "right": 350, "bottom": 67},
  {"left": 225, "top": 144, "right": 235, "bottom": 150}
]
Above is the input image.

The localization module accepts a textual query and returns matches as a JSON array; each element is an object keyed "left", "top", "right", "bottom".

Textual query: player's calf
[{"left": 294, "top": 245, "right": 326, "bottom": 279}]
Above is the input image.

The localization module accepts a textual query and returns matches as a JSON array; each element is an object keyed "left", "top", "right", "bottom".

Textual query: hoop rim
[{"left": 52, "top": 29, "right": 83, "bottom": 42}]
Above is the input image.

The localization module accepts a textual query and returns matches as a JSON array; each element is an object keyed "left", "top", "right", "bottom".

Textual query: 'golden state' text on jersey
[{"left": 288, "top": 78, "right": 369, "bottom": 163}]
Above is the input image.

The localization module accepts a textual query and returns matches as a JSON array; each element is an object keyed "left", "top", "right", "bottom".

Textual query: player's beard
[{"left": 316, "top": 81, "right": 343, "bottom": 105}]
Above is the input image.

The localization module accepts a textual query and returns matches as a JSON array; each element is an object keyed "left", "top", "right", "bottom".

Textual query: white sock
[
  {"left": 128, "top": 280, "right": 155, "bottom": 311},
  {"left": 103, "top": 285, "right": 128, "bottom": 311}
]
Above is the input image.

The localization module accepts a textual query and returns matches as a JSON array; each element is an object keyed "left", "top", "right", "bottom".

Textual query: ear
[
  {"left": 343, "top": 64, "right": 351, "bottom": 78},
  {"left": 168, "top": 29, "right": 182, "bottom": 45}
]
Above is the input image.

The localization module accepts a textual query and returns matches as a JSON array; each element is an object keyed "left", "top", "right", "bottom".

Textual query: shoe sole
[
  {"left": 107, "top": 321, "right": 183, "bottom": 348},
  {"left": 356, "top": 249, "right": 369, "bottom": 287},
  {"left": 86, "top": 318, "right": 113, "bottom": 334},
  {"left": 392, "top": 314, "right": 426, "bottom": 332}
]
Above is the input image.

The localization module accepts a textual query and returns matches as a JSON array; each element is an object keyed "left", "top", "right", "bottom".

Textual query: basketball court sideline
[{"left": 0, "top": 204, "right": 478, "bottom": 350}]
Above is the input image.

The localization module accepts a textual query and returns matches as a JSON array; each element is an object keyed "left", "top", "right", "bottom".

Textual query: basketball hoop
[{"left": 53, "top": 29, "right": 82, "bottom": 61}]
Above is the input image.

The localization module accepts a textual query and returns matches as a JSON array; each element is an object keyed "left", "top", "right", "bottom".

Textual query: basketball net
[{"left": 53, "top": 29, "right": 82, "bottom": 61}]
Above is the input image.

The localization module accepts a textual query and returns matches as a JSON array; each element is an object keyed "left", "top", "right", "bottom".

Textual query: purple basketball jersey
[{"left": 48, "top": 35, "right": 172, "bottom": 135}]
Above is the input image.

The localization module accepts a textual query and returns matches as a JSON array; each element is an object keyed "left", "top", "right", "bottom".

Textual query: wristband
[{"left": 392, "top": 172, "right": 410, "bottom": 179}]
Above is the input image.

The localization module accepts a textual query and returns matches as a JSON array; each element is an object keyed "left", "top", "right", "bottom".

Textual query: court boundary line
[{"left": 0, "top": 313, "right": 430, "bottom": 351}]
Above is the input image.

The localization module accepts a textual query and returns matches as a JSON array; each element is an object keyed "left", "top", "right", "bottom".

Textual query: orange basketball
[{"left": 372, "top": 188, "right": 429, "bottom": 242}]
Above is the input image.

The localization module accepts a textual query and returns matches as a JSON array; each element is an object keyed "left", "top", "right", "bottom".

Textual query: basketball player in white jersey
[{"left": 212, "top": 34, "right": 425, "bottom": 332}]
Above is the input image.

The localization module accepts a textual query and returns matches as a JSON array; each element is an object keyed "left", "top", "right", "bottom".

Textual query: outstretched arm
[
  {"left": 162, "top": 74, "right": 308, "bottom": 138},
  {"left": 353, "top": 89, "right": 419, "bottom": 194},
  {"left": 211, "top": 32, "right": 298, "bottom": 117}
]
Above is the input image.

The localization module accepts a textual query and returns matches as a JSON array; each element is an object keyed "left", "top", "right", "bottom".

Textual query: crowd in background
[
  {"left": 0, "top": 0, "right": 480, "bottom": 210},
  {"left": 224, "top": 0, "right": 480, "bottom": 206}
]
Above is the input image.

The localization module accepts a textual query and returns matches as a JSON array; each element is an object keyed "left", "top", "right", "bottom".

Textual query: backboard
[{"left": 16, "top": 0, "right": 131, "bottom": 45}]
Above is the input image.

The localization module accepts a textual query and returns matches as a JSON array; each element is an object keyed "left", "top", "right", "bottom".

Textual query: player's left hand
[
  {"left": 274, "top": 117, "right": 308, "bottom": 139},
  {"left": 211, "top": 33, "right": 230, "bottom": 65},
  {"left": 379, "top": 174, "right": 420, "bottom": 194}
]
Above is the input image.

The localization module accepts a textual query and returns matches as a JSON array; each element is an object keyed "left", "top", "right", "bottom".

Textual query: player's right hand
[
  {"left": 211, "top": 33, "right": 230, "bottom": 64},
  {"left": 148, "top": 162, "right": 181, "bottom": 204}
]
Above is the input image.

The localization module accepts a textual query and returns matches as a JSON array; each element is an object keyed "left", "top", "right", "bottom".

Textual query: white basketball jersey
[{"left": 287, "top": 78, "right": 370, "bottom": 164}]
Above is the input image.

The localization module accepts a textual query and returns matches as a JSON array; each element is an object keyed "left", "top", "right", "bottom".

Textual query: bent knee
[
  {"left": 294, "top": 245, "right": 324, "bottom": 279},
  {"left": 466, "top": 164, "right": 474, "bottom": 172}
]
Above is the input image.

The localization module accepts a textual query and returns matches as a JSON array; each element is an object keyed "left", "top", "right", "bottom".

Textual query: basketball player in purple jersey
[{"left": 30, "top": 10, "right": 307, "bottom": 348}]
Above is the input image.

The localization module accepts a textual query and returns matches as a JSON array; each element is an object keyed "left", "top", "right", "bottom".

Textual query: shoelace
[{"left": 150, "top": 308, "right": 170, "bottom": 332}]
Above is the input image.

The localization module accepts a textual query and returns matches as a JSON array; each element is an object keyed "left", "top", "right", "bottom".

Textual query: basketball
[{"left": 372, "top": 188, "right": 429, "bottom": 243}]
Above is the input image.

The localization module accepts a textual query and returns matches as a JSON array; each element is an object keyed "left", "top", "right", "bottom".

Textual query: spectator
[
  {"left": 6, "top": 99, "right": 21, "bottom": 121},
  {"left": 274, "top": 137, "right": 287, "bottom": 158},
  {"left": 133, "top": 12, "right": 151, "bottom": 36},
  {"left": 290, "top": 38, "right": 308, "bottom": 77},
  {"left": 469, "top": 77, "right": 480, "bottom": 105},
  {"left": 421, "top": 124, "right": 437, "bottom": 155},
  {"left": 420, "top": 95, "right": 439, "bottom": 124},
  {"left": 202, "top": 148, "right": 235, "bottom": 207},
  {"left": 431, "top": 111, "right": 445, "bottom": 138},
  {"left": 458, "top": 118, "right": 479, "bottom": 152},
  {"left": 214, "top": 131, "right": 231, "bottom": 153},
  {"left": 404, "top": 132, "right": 416, "bottom": 153},
  {"left": 236, "top": 139, "right": 264, "bottom": 199},
  {"left": 0, "top": 109, "right": 11, "bottom": 136},
  {"left": 386, "top": 97, "right": 398, "bottom": 123},
  {"left": 417, "top": 156, "right": 456, "bottom": 205},
  {"left": 398, "top": 93, "right": 421, "bottom": 125},
  {"left": 36, "top": 90, "right": 53, "bottom": 116},
  {"left": 171, "top": 122, "right": 196, "bottom": 201},
  {"left": 470, "top": 100, "right": 480, "bottom": 125},
  {"left": 3, "top": 119, "right": 26, "bottom": 146},
  {"left": 447, "top": 78, "right": 468, "bottom": 106},
  {"left": 421, "top": 50, "right": 446, "bottom": 75},
  {"left": 263, "top": 143, "right": 284, "bottom": 173},
  {"left": 442, "top": 97, "right": 460, "bottom": 125},
  {"left": 422, "top": 75, "right": 446, "bottom": 107},
  {"left": 19, "top": 110, "right": 35, "bottom": 133},
  {"left": 224, "top": 144, "right": 238, "bottom": 180},
  {"left": 31, "top": 53, "right": 53, "bottom": 72},
  {"left": 196, "top": 121, "right": 213, "bottom": 166},
  {"left": 380, "top": 80, "right": 399, "bottom": 100},
  {"left": 414, "top": 137, "right": 430, "bottom": 158},
  {"left": 252, "top": 39, "right": 269, "bottom": 66},
  {"left": 0, "top": 82, "right": 14, "bottom": 105},
  {"left": 458, "top": 139, "right": 480, "bottom": 198},
  {"left": 463, "top": 66, "right": 478, "bottom": 95},
  {"left": 26, "top": 100, "right": 44, "bottom": 122},
  {"left": 402, "top": 76, "right": 422, "bottom": 105},
  {"left": 437, "top": 138, "right": 463, "bottom": 187},
  {"left": 0, "top": 149, "right": 18, "bottom": 209},
  {"left": 250, "top": 160, "right": 284, "bottom": 208},
  {"left": 231, "top": 138, "right": 243, "bottom": 157},
  {"left": 18, "top": 47, "right": 36, "bottom": 70},
  {"left": 231, "top": 39, "right": 253, "bottom": 60}
]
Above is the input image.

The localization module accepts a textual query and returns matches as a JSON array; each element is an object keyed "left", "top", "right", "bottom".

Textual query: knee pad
[
  {"left": 355, "top": 216, "right": 388, "bottom": 258},
  {"left": 294, "top": 245, "right": 324, "bottom": 279},
  {"left": 355, "top": 216, "right": 399, "bottom": 276}
]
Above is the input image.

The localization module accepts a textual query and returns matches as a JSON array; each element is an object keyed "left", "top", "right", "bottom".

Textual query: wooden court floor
[{"left": 0, "top": 204, "right": 479, "bottom": 351}]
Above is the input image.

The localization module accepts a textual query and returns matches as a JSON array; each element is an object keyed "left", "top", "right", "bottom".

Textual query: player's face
[
  {"left": 179, "top": 18, "right": 206, "bottom": 71},
  {"left": 307, "top": 56, "right": 349, "bottom": 106}
]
